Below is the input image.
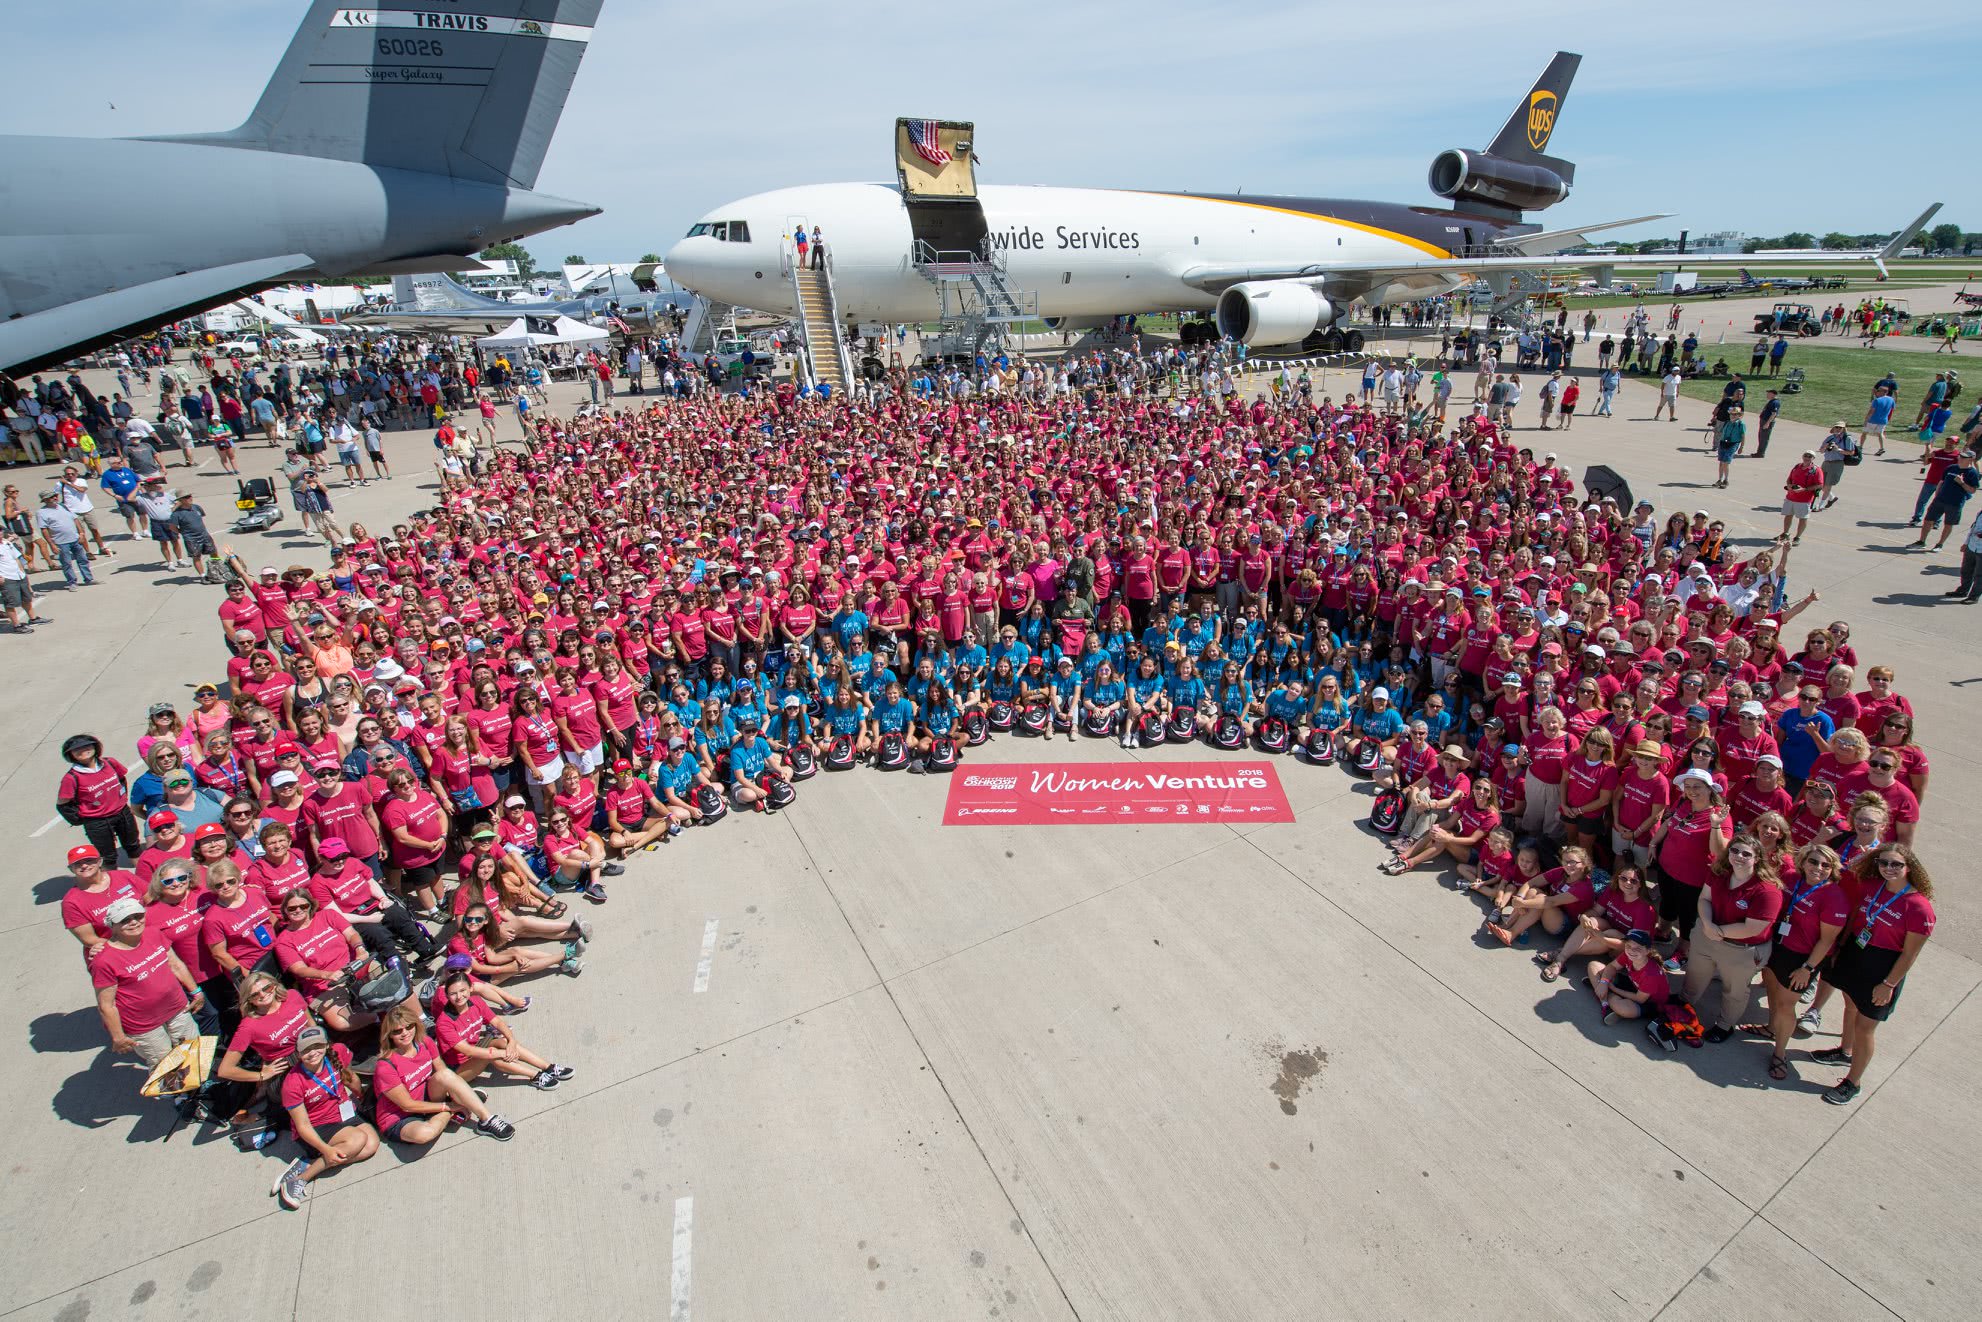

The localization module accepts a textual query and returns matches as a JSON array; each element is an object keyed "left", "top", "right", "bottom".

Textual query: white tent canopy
[{"left": 476, "top": 314, "right": 608, "bottom": 350}]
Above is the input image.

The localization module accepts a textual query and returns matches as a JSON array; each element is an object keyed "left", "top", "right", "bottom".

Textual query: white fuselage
[{"left": 663, "top": 182, "right": 1465, "bottom": 326}]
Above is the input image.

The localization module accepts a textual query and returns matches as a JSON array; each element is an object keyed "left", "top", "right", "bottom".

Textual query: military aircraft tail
[{"left": 171, "top": 1, "right": 604, "bottom": 190}]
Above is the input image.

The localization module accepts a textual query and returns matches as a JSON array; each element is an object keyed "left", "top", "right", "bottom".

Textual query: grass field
[{"left": 1671, "top": 337, "right": 1970, "bottom": 433}]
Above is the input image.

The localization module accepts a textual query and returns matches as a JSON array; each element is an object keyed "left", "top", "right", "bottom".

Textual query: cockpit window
[{"left": 684, "top": 221, "right": 751, "bottom": 243}]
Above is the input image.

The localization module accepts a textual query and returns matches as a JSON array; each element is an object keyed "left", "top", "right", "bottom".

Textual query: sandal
[
  {"left": 539, "top": 899, "right": 568, "bottom": 921},
  {"left": 1379, "top": 858, "right": 1409, "bottom": 875},
  {"left": 1540, "top": 965, "right": 1561, "bottom": 983},
  {"left": 1767, "top": 1054, "right": 1789, "bottom": 1081}
]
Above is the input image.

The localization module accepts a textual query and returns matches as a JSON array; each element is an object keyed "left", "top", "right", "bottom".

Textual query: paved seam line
[
  {"left": 0, "top": 1208, "right": 288, "bottom": 1319},
  {"left": 779, "top": 809, "right": 1088, "bottom": 1322}
]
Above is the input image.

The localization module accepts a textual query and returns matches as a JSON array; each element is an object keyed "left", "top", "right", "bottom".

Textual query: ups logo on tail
[{"left": 1527, "top": 90, "right": 1558, "bottom": 152}]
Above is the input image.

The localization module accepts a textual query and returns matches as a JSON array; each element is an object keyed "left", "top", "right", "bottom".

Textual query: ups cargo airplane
[
  {"left": 665, "top": 54, "right": 1938, "bottom": 354},
  {"left": 0, "top": 1, "right": 606, "bottom": 376}
]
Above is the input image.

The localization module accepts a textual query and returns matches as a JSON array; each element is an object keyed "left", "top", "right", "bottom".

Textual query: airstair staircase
[
  {"left": 786, "top": 245, "right": 853, "bottom": 395},
  {"left": 911, "top": 241, "right": 1039, "bottom": 357}
]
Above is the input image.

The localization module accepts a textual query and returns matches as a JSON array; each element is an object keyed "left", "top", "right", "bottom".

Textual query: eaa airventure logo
[{"left": 1526, "top": 89, "right": 1558, "bottom": 152}]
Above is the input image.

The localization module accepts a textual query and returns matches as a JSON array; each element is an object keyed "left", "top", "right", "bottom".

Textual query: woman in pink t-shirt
[{"left": 371, "top": 1004, "right": 514, "bottom": 1146}]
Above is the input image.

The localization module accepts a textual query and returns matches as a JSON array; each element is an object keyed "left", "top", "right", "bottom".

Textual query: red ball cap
[
  {"left": 146, "top": 809, "right": 180, "bottom": 830},
  {"left": 191, "top": 822, "right": 228, "bottom": 842},
  {"left": 67, "top": 844, "right": 101, "bottom": 865},
  {"left": 612, "top": 758, "right": 633, "bottom": 772}
]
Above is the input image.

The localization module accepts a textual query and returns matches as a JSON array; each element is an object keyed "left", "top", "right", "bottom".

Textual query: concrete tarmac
[{"left": 2, "top": 346, "right": 1977, "bottom": 1321}]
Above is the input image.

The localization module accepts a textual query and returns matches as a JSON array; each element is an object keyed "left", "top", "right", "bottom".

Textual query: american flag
[{"left": 906, "top": 119, "right": 951, "bottom": 167}]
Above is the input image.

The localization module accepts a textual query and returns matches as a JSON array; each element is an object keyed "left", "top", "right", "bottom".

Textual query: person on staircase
[{"left": 810, "top": 225, "right": 825, "bottom": 270}]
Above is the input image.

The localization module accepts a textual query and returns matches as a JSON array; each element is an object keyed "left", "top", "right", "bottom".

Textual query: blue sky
[{"left": 14, "top": 2, "right": 1980, "bottom": 259}]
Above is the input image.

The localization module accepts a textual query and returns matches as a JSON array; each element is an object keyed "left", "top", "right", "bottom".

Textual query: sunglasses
[
  {"left": 1876, "top": 857, "right": 1908, "bottom": 871},
  {"left": 282, "top": 903, "right": 313, "bottom": 914},
  {"left": 463, "top": 917, "right": 488, "bottom": 927},
  {"left": 159, "top": 874, "right": 191, "bottom": 886},
  {"left": 1869, "top": 761, "right": 1896, "bottom": 771}
]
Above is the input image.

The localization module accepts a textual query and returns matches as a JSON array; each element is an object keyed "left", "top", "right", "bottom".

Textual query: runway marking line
[
  {"left": 693, "top": 917, "right": 719, "bottom": 993},
  {"left": 670, "top": 1194, "right": 694, "bottom": 1321}
]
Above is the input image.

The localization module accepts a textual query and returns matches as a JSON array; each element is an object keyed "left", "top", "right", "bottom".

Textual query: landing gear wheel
[
  {"left": 861, "top": 355, "right": 885, "bottom": 380},
  {"left": 1343, "top": 329, "right": 1365, "bottom": 353},
  {"left": 1317, "top": 328, "right": 1345, "bottom": 353}
]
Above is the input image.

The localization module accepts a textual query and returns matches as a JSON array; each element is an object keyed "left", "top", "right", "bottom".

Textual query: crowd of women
[{"left": 52, "top": 351, "right": 1942, "bottom": 1208}]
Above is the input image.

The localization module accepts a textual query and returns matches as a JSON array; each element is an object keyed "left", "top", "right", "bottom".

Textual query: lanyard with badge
[
  {"left": 1858, "top": 885, "right": 1911, "bottom": 950},
  {"left": 298, "top": 1054, "right": 356, "bottom": 1123},
  {"left": 1777, "top": 878, "right": 1822, "bottom": 942}
]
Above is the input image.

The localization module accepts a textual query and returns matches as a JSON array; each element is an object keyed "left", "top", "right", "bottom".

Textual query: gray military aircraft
[{"left": 0, "top": 0, "right": 607, "bottom": 376}]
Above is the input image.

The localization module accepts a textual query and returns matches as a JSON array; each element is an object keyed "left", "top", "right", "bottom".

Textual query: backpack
[
  {"left": 987, "top": 700, "right": 1015, "bottom": 732},
  {"left": 822, "top": 734, "right": 856, "bottom": 771},
  {"left": 1350, "top": 740, "right": 1384, "bottom": 777},
  {"left": 1254, "top": 716, "right": 1290, "bottom": 754},
  {"left": 787, "top": 745, "right": 817, "bottom": 780},
  {"left": 1305, "top": 729, "right": 1337, "bottom": 764},
  {"left": 962, "top": 709, "right": 989, "bottom": 746},
  {"left": 1648, "top": 998, "right": 1705, "bottom": 1051},
  {"left": 1368, "top": 787, "right": 1404, "bottom": 836},
  {"left": 760, "top": 772, "right": 796, "bottom": 808},
  {"left": 1138, "top": 710, "right": 1168, "bottom": 748},
  {"left": 1211, "top": 713, "right": 1246, "bottom": 751},
  {"left": 695, "top": 782, "right": 728, "bottom": 823},
  {"left": 926, "top": 737, "right": 960, "bottom": 772},
  {"left": 1016, "top": 702, "right": 1050, "bottom": 737},
  {"left": 1082, "top": 708, "right": 1117, "bottom": 738},
  {"left": 876, "top": 731, "right": 910, "bottom": 770},
  {"left": 1167, "top": 710, "right": 1198, "bottom": 744}
]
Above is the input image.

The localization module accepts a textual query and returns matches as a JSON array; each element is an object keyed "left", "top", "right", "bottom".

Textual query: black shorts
[
  {"left": 1658, "top": 876, "right": 1702, "bottom": 927},
  {"left": 399, "top": 863, "right": 441, "bottom": 891},
  {"left": 382, "top": 1115, "right": 423, "bottom": 1142},
  {"left": 313, "top": 1118, "right": 358, "bottom": 1145},
  {"left": 1825, "top": 940, "right": 1905, "bottom": 1022},
  {"left": 1765, "top": 940, "right": 1818, "bottom": 986},
  {"left": 1566, "top": 810, "right": 1606, "bottom": 835}
]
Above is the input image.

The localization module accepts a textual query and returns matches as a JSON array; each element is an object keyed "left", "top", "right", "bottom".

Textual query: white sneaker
[{"left": 1795, "top": 1009, "right": 1821, "bottom": 1038}]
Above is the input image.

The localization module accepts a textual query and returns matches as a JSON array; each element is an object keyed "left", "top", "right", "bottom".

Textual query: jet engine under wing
[{"left": 0, "top": 254, "right": 311, "bottom": 376}]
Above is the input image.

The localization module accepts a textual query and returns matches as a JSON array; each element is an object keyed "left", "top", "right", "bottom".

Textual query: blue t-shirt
[
  {"left": 1355, "top": 706, "right": 1406, "bottom": 740},
  {"left": 1166, "top": 675, "right": 1206, "bottom": 707},
  {"left": 922, "top": 703, "right": 958, "bottom": 735},
  {"left": 1265, "top": 688, "right": 1306, "bottom": 720},
  {"left": 826, "top": 704, "right": 865, "bottom": 736},
  {"left": 1049, "top": 669, "right": 1081, "bottom": 701},
  {"left": 729, "top": 737, "right": 770, "bottom": 780},
  {"left": 1088, "top": 679, "right": 1125, "bottom": 707},
  {"left": 873, "top": 697, "right": 915, "bottom": 733},
  {"left": 1774, "top": 708, "right": 1835, "bottom": 778},
  {"left": 1127, "top": 671, "right": 1165, "bottom": 701},
  {"left": 1867, "top": 394, "right": 1896, "bottom": 427},
  {"left": 657, "top": 757, "right": 700, "bottom": 797}
]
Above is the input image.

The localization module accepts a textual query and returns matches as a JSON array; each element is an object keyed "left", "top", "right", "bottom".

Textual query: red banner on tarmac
[{"left": 941, "top": 761, "right": 1295, "bottom": 826}]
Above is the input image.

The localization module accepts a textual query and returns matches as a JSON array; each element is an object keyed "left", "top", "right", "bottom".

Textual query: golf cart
[{"left": 1753, "top": 303, "right": 1823, "bottom": 337}]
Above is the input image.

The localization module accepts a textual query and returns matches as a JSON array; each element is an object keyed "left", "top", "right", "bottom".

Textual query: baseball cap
[
  {"left": 1371, "top": 687, "right": 1390, "bottom": 702},
  {"left": 1673, "top": 768, "right": 1715, "bottom": 789},
  {"left": 67, "top": 844, "right": 101, "bottom": 865},
  {"left": 268, "top": 770, "right": 299, "bottom": 788},
  {"left": 611, "top": 758, "right": 633, "bottom": 772},
  {"left": 147, "top": 809, "right": 180, "bottom": 830},
  {"left": 1757, "top": 754, "right": 1784, "bottom": 769},
  {"left": 103, "top": 897, "right": 145, "bottom": 925},
  {"left": 1685, "top": 705, "right": 1711, "bottom": 722},
  {"left": 191, "top": 822, "right": 227, "bottom": 842},
  {"left": 504, "top": 794, "right": 529, "bottom": 808},
  {"left": 295, "top": 1025, "right": 329, "bottom": 1053}
]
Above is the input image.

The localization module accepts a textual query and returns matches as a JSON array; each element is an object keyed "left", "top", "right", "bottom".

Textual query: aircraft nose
[{"left": 664, "top": 237, "right": 716, "bottom": 295}]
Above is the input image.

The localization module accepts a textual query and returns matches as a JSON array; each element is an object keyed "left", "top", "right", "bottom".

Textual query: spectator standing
[
  {"left": 1944, "top": 505, "right": 1982, "bottom": 603},
  {"left": 36, "top": 488, "right": 95, "bottom": 587},
  {"left": 1755, "top": 389, "right": 1779, "bottom": 459},
  {"left": 1, "top": 526, "right": 39, "bottom": 633}
]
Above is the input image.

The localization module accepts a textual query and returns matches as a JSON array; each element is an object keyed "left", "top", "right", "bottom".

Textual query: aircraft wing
[
  {"left": 0, "top": 253, "right": 313, "bottom": 376},
  {"left": 1181, "top": 202, "right": 1943, "bottom": 295},
  {"left": 1489, "top": 214, "right": 1672, "bottom": 256}
]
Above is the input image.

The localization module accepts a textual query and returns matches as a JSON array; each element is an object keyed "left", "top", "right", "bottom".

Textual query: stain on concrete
[
  {"left": 129, "top": 1281, "right": 156, "bottom": 1305},
  {"left": 969, "top": 1250, "right": 986, "bottom": 1268},
  {"left": 1267, "top": 1046, "right": 1328, "bottom": 1115},
  {"left": 868, "top": 1256, "right": 880, "bottom": 1270},
  {"left": 185, "top": 1261, "right": 222, "bottom": 1292},
  {"left": 1008, "top": 1219, "right": 1022, "bottom": 1235},
  {"left": 53, "top": 1299, "right": 89, "bottom": 1322},
  {"left": 653, "top": 1108, "right": 674, "bottom": 1128}
]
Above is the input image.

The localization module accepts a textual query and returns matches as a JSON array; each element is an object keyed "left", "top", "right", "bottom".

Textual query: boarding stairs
[
  {"left": 682, "top": 295, "right": 737, "bottom": 359},
  {"left": 911, "top": 240, "right": 1039, "bottom": 356},
  {"left": 783, "top": 242, "right": 853, "bottom": 394}
]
